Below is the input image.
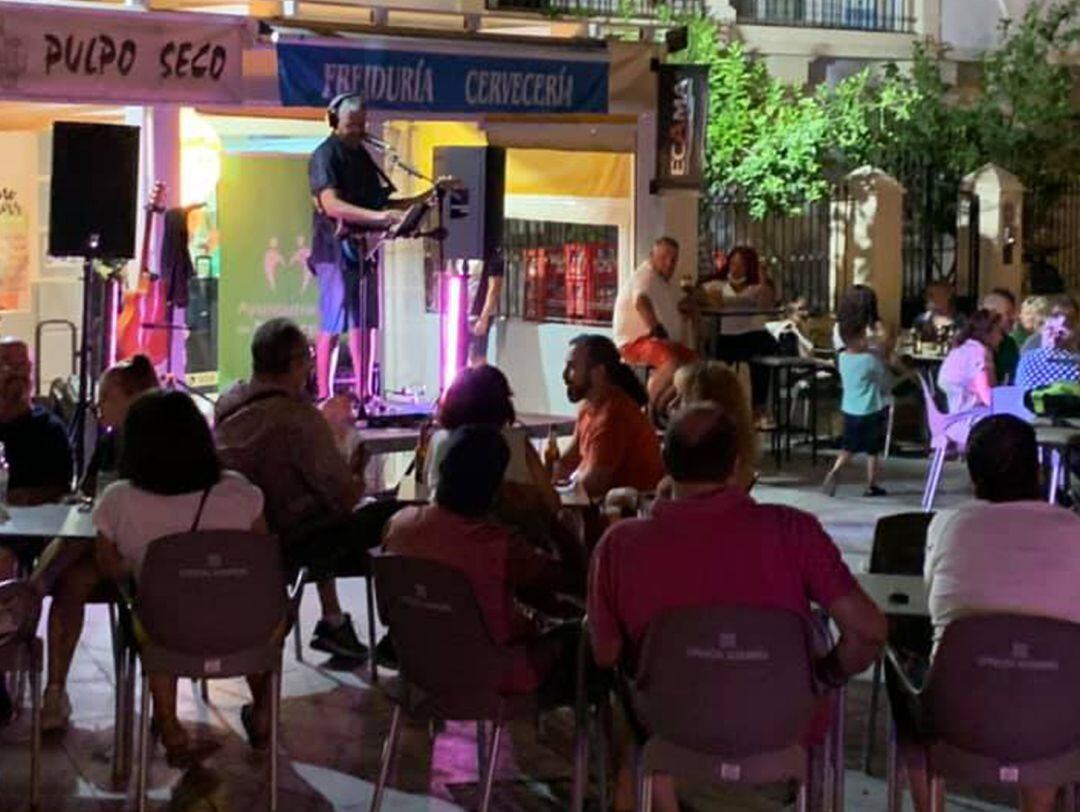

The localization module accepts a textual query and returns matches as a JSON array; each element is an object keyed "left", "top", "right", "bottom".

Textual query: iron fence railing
[
  {"left": 731, "top": 0, "right": 915, "bottom": 32},
  {"left": 1024, "top": 181, "right": 1080, "bottom": 294}
]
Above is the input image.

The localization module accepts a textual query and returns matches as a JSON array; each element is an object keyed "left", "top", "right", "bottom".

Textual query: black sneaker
[
  {"left": 310, "top": 615, "right": 369, "bottom": 661},
  {"left": 373, "top": 635, "right": 398, "bottom": 670},
  {"left": 864, "top": 485, "right": 887, "bottom": 497}
]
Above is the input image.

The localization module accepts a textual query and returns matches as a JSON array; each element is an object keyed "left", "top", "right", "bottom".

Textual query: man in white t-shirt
[
  {"left": 896, "top": 415, "right": 1080, "bottom": 812},
  {"left": 612, "top": 236, "right": 696, "bottom": 410}
]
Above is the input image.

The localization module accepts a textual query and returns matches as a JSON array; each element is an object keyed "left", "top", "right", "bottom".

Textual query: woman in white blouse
[{"left": 93, "top": 390, "right": 269, "bottom": 767}]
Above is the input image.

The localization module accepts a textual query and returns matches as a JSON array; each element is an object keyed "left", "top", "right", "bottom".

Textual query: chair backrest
[
  {"left": 918, "top": 372, "right": 949, "bottom": 437},
  {"left": 926, "top": 614, "right": 1080, "bottom": 762},
  {"left": 634, "top": 605, "right": 817, "bottom": 757},
  {"left": 991, "top": 385, "right": 1035, "bottom": 422},
  {"left": 372, "top": 552, "right": 509, "bottom": 713},
  {"left": 869, "top": 512, "right": 934, "bottom": 575},
  {"left": 136, "top": 530, "right": 286, "bottom": 657},
  {"left": 0, "top": 579, "right": 41, "bottom": 648}
]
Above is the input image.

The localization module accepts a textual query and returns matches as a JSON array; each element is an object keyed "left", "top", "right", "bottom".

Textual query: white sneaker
[{"left": 41, "top": 686, "right": 71, "bottom": 732}]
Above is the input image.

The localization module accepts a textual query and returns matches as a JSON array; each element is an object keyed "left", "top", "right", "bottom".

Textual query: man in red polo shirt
[
  {"left": 555, "top": 334, "right": 665, "bottom": 501},
  {"left": 588, "top": 404, "right": 885, "bottom": 812}
]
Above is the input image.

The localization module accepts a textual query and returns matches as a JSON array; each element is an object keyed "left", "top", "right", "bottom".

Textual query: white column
[{"left": 960, "top": 163, "right": 1025, "bottom": 299}]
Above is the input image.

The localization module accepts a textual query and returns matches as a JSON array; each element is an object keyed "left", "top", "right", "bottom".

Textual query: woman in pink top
[{"left": 936, "top": 309, "right": 1004, "bottom": 444}]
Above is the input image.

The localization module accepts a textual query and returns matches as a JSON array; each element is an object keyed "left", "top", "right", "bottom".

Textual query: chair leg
[
  {"left": 109, "top": 606, "right": 126, "bottom": 787},
  {"left": 922, "top": 448, "right": 945, "bottom": 511},
  {"left": 369, "top": 704, "right": 403, "bottom": 812},
  {"left": 269, "top": 670, "right": 280, "bottom": 812},
  {"left": 29, "top": 660, "right": 41, "bottom": 810},
  {"left": 862, "top": 656, "right": 883, "bottom": 774},
  {"left": 570, "top": 708, "right": 589, "bottom": 812},
  {"left": 884, "top": 402, "right": 896, "bottom": 460},
  {"left": 476, "top": 720, "right": 489, "bottom": 779},
  {"left": 795, "top": 781, "right": 809, "bottom": 812},
  {"left": 136, "top": 671, "right": 152, "bottom": 812},
  {"left": 886, "top": 718, "right": 903, "bottom": 812},
  {"left": 292, "top": 620, "right": 303, "bottom": 663},
  {"left": 479, "top": 722, "right": 503, "bottom": 812},
  {"left": 597, "top": 697, "right": 612, "bottom": 812},
  {"left": 929, "top": 775, "right": 945, "bottom": 812},
  {"left": 1049, "top": 450, "right": 1063, "bottom": 504},
  {"left": 634, "top": 748, "right": 652, "bottom": 812},
  {"left": 832, "top": 685, "right": 846, "bottom": 812},
  {"left": 121, "top": 646, "right": 137, "bottom": 782},
  {"left": 365, "top": 572, "right": 378, "bottom": 684}
]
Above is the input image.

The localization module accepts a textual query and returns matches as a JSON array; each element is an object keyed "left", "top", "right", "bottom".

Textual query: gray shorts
[{"left": 316, "top": 261, "right": 379, "bottom": 333}]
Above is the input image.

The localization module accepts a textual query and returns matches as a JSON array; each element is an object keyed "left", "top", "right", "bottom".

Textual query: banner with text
[
  {"left": 277, "top": 40, "right": 609, "bottom": 114},
  {"left": 0, "top": 2, "right": 249, "bottom": 105},
  {"left": 653, "top": 64, "right": 708, "bottom": 192}
]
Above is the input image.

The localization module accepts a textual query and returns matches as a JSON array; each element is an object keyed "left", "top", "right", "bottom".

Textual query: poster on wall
[
  {"left": 652, "top": 64, "right": 709, "bottom": 193},
  {"left": 0, "top": 140, "right": 30, "bottom": 310},
  {"left": 217, "top": 154, "right": 319, "bottom": 388}
]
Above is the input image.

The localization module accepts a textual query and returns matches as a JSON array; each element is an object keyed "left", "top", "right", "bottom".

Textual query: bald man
[{"left": 587, "top": 403, "right": 885, "bottom": 811}]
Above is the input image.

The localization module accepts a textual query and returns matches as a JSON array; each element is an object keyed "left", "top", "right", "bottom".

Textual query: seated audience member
[
  {"left": 889, "top": 416, "right": 1080, "bottom": 812},
  {"left": 555, "top": 335, "right": 665, "bottom": 501},
  {"left": 32, "top": 355, "right": 159, "bottom": 731},
  {"left": 914, "top": 281, "right": 964, "bottom": 342},
  {"left": 612, "top": 236, "right": 696, "bottom": 412},
  {"left": 671, "top": 360, "right": 758, "bottom": 491},
  {"left": 588, "top": 404, "right": 886, "bottom": 812},
  {"left": 702, "top": 246, "right": 780, "bottom": 426},
  {"left": 1022, "top": 295, "right": 1080, "bottom": 353},
  {"left": 1013, "top": 295, "right": 1049, "bottom": 349},
  {"left": 215, "top": 318, "right": 371, "bottom": 661},
  {"left": 94, "top": 390, "right": 269, "bottom": 765},
  {"left": 385, "top": 425, "right": 582, "bottom": 694},
  {"left": 936, "top": 309, "right": 1003, "bottom": 444},
  {"left": 425, "top": 366, "right": 564, "bottom": 547},
  {"left": 0, "top": 338, "right": 72, "bottom": 722},
  {"left": 1015, "top": 314, "right": 1080, "bottom": 392},
  {"left": 981, "top": 289, "right": 1021, "bottom": 382}
]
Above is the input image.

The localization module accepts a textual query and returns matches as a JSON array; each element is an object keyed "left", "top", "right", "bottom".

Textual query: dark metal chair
[
  {"left": 888, "top": 614, "right": 1080, "bottom": 812},
  {"left": 127, "top": 530, "right": 302, "bottom": 812},
  {"left": 630, "top": 605, "right": 832, "bottom": 812},
  {"left": 368, "top": 551, "right": 595, "bottom": 812},
  {"left": 0, "top": 580, "right": 43, "bottom": 809},
  {"left": 862, "top": 512, "right": 934, "bottom": 775}
]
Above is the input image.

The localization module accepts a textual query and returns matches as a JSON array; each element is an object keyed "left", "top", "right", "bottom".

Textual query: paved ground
[{"left": 0, "top": 446, "right": 1017, "bottom": 812}]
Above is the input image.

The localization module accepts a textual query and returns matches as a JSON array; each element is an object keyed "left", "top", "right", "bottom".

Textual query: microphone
[{"left": 362, "top": 133, "right": 393, "bottom": 151}]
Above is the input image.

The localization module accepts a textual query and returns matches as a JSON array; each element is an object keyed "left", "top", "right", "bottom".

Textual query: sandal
[
  {"left": 160, "top": 728, "right": 221, "bottom": 769},
  {"left": 240, "top": 703, "right": 270, "bottom": 751}
]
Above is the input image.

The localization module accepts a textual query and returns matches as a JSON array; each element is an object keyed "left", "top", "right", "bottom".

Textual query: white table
[
  {"left": 857, "top": 572, "right": 928, "bottom": 617},
  {"left": 0, "top": 503, "right": 97, "bottom": 539}
]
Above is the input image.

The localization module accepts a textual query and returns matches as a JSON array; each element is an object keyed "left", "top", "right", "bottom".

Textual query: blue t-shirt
[
  {"left": 0, "top": 406, "right": 72, "bottom": 493},
  {"left": 838, "top": 350, "right": 890, "bottom": 416},
  {"left": 1015, "top": 348, "right": 1080, "bottom": 391}
]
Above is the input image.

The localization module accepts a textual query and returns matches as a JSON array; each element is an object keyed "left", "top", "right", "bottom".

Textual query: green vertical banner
[{"left": 217, "top": 153, "right": 318, "bottom": 388}]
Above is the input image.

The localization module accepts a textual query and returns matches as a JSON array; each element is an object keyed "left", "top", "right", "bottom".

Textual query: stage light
[
  {"left": 180, "top": 108, "right": 221, "bottom": 209},
  {"left": 439, "top": 267, "right": 468, "bottom": 392}
]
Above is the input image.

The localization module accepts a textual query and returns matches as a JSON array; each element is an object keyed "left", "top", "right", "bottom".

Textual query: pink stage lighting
[{"left": 439, "top": 269, "right": 468, "bottom": 392}]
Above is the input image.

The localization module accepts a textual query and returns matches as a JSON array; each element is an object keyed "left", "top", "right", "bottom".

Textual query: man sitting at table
[
  {"left": 384, "top": 424, "right": 582, "bottom": 695},
  {"left": 888, "top": 415, "right": 1080, "bottom": 812},
  {"left": 588, "top": 404, "right": 885, "bottom": 812},
  {"left": 555, "top": 334, "right": 665, "bottom": 501},
  {"left": 612, "top": 236, "right": 696, "bottom": 412},
  {"left": 0, "top": 338, "right": 72, "bottom": 722},
  {"left": 214, "top": 318, "right": 371, "bottom": 662}
]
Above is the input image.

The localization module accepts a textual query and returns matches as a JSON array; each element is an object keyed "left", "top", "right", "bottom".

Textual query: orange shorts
[{"left": 620, "top": 336, "right": 697, "bottom": 369}]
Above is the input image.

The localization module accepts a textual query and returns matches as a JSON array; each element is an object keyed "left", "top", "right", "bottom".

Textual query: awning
[
  {"left": 276, "top": 35, "right": 609, "bottom": 115},
  {"left": 0, "top": 2, "right": 251, "bottom": 106}
]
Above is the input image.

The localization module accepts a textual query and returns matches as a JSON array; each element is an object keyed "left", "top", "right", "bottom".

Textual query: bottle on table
[
  {"left": 543, "top": 426, "right": 561, "bottom": 479},
  {"left": 0, "top": 442, "right": 8, "bottom": 505}
]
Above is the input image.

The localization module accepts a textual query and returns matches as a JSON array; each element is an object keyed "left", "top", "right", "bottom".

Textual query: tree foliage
[{"left": 675, "top": 0, "right": 1080, "bottom": 219}]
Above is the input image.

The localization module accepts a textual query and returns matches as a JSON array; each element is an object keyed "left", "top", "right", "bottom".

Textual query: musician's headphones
[{"left": 327, "top": 92, "right": 363, "bottom": 129}]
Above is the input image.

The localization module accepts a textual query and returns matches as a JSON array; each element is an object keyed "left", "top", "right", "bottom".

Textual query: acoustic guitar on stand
[{"left": 116, "top": 181, "right": 167, "bottom": 364}]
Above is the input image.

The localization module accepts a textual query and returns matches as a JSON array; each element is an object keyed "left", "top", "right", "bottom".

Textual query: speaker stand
[{"left": 70, "top": 235, "right": 101, "bottom": 478}]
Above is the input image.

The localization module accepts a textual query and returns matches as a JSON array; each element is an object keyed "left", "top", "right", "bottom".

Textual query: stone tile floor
[{"left": 0, "top": 449, "right": 1019, "bottom": 811}]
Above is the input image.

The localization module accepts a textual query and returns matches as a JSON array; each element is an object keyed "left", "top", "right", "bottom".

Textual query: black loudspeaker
[
  {"left": 49, "top": 122, "right": 140, "bottom": 260},
  {"left": 433, "top": 146, "right": 505, "bottom": 261}
]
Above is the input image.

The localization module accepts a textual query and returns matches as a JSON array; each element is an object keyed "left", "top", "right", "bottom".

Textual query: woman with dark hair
[
  {"left": 34, "top": 354, "right": 160, "bottom": 733},
  {"left": 936, "top": 309, "right": 1004, "bottom": 444},
  {"left": 93, "top": 390, "right": 268, "bottom": 765},
  {"left": 703, "top": 246, "right": 780, "bottom": 425},
  {"left": 425, "top": 365, "right": 565, "bottom": 549}
]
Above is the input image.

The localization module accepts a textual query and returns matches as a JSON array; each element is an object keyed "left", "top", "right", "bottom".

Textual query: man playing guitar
[{"left": 308, "top": 92, "right": 431, "bottom": 402}]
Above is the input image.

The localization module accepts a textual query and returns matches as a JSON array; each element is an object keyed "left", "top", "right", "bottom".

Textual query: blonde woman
[{"left": 672, "top": 360, "right": 758, "bottom": 491}]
